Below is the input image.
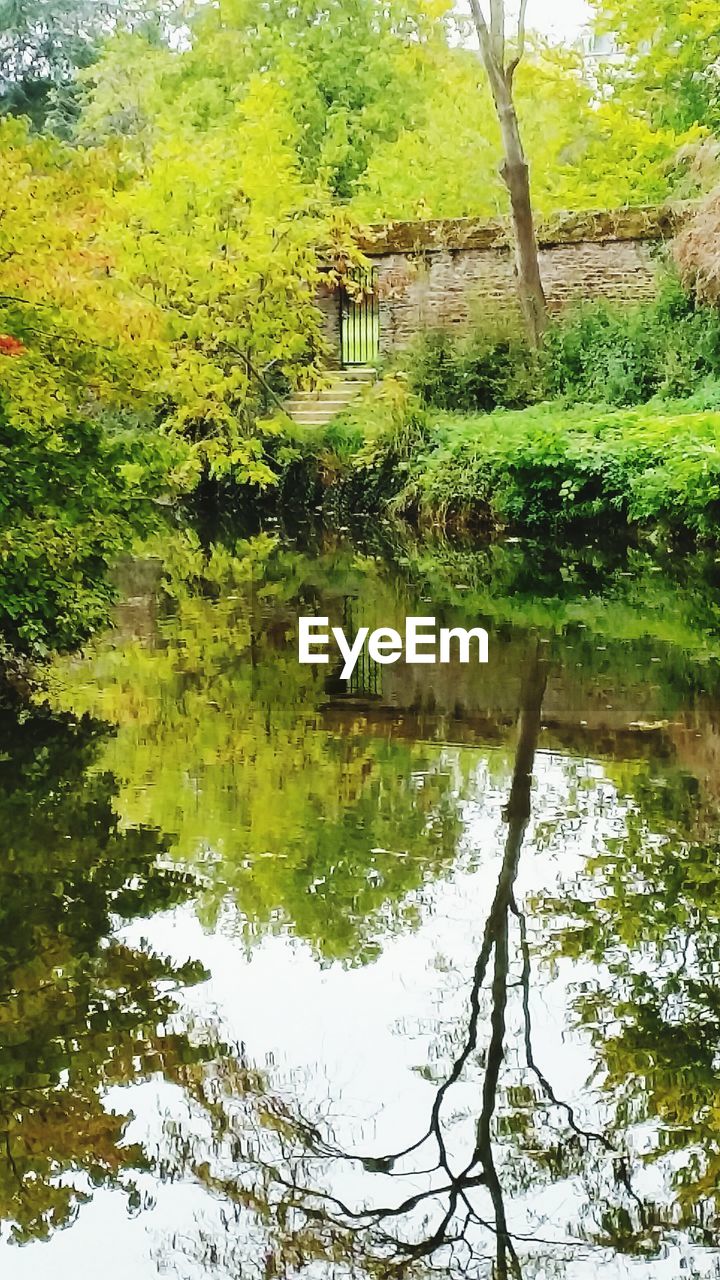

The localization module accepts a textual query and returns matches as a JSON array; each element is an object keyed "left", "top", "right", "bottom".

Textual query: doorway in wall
[{"left": 340, "top": 268, "right": 379, "bottom": 367}]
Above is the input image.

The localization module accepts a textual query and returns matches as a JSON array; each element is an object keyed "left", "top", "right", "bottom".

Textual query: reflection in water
[
  {"left": 3, "top": 533, "right": 720, "bottom": 1275},
  {"left": 0, "top": 700, "right": 210, "bottom": 1243}
]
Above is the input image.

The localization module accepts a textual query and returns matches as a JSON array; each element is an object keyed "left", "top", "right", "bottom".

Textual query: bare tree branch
[
  {"left": 467, "top": 0, "right": 490, "bottom": 46},
  {"left": 516, "top": 0, "right": 528, "bottom": 55},
  {"left": 469, "top": 0, "right": 506, "bottom": 102},
  {"left": 506, "top": 0, "right": 528, "bottom": 86},
  {"left": 489, "top": 0, "right": 506, "bottom": 66},
  {"left": 510, "top": 893, "right": 613, "bottom": 1151}
]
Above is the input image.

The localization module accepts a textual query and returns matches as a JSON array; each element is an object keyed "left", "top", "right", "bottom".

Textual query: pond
[{"left": 3, "top": 528, "right": 720, "bottom": 1279}]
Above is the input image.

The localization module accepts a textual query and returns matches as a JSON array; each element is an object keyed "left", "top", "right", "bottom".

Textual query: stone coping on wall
[{"left": 354, "top": 203, "right": 695, "bottom": 256}]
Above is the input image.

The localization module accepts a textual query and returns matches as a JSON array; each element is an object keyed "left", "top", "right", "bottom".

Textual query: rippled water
[{"left": 3, "top": 530, "right": 720, "bottom": 1278}]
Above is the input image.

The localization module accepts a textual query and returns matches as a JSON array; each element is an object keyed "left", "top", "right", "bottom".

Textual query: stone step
[
  {"left": 290, "top": 419, "right": 350, "bottom": 427},
  {"left": 292, "top": 401, "right": 351, "bottom": 413},
  {"left": 283, "top": 366, "right": 376, "bottom": 425},
  {"left": 283, "top": 391, "right": 356, "bottom": 407},
  {"left": 286, "top": 382, "right": 362, "bottom": 397},
  {"left": 286, "top": 389, "right": 359, "bottom": 404},
  {"left": 292, "top": 403, "right": 350, "bottom": 415}
]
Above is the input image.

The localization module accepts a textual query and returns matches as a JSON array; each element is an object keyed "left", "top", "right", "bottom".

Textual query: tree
[
  {"left": 351, "top": 41, "right": 693, "bottom": 221},
  {"left": 0, "top": 0, "right": 176, "bottom": 131},
  {"left": 467, "top": 0, "right": 547, "bottom": 345},
  {"left": 0, "top": 119, "right": 189, "bottom": 670},
  {"left": 593, "top": 0, "right": 720, "bottom": 134},
  {"left": 80, "top": 39, "right": 368, "bottom": 479},
  {"left": 183, "top": 0, "right": 449, "bottom": 201}
]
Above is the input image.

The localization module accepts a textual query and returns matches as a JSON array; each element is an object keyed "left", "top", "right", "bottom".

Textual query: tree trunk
[
  {"left": 469, "top": 0, "right": 548, "bottom": 347},
  {"left": 504, "top": 638, "right": 548, "bottom": 823},
  {"left": 495, "top": 86, "right": 548, "bottom": 347}
]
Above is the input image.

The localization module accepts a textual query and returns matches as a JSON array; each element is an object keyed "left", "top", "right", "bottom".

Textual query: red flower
[{"left": 0, "top": 335, "right": 26, "bottom": 356}]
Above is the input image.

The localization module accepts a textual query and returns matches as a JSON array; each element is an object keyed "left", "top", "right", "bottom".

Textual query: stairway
[{"left": 284, "top": 367, "right": 375, "bottom": 427}]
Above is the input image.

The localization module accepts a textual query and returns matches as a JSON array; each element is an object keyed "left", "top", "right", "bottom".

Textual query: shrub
[
  {"left": 399, "top": 277, "right": 720, "bottom": 413},
  {"left": 388, "top": 403, "right": 720, "bottom": 536},
  {"left": 543, "top": 281, "right": 720, "bottom": 406},
  {"left": 541, "top": 302, "right": 665, "bottom": 405},
  {"left": 323, "top": 376, "right": 431, "bottom": 518},
  {"left": 0, "top": 306, "right": 188, "bottom": 664},
  {"left": 404, "top": 320, "right": 538, "bottom": 413},
  {"left": 674, "top": 191, "right": 720, "bottom": 305}
]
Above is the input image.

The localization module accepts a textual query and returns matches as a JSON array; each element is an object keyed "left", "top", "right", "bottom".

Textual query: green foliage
[
  {"left": 400, "top": 281, "right": 720, "bottom": 415},
  {"left": 350, "top": 43, "right": 505, "bottom": 221},
  {"left": 77, "top": 43, "right": 367, "bottom": 479},
  {"left": 390, "top": 402, "right": 720, "bottom": 535},
  {"left": 287, "top": 287, "right": 720, "bottom": 536},
  {"left": 0, "top": 364, "right": 181, "bottom": 658},
  {"left": 403, "top": 322, "right": 538, "bottom": 413},
  {"left": 0, "top": 0, "right": 107, "bottom": 127},
  {"left": 326, "top": 387, "right": 720, "bottom": 537},
  {"left": 0, "top": 0, "right": 173, "bottom": 131},
  {"left": 352, "top": 40, "right": 696, "bottom": 220},
  {"left": 0, "top": 136, "right": 189, "bottom": 661},
  {"left": 0, "top": 116, "right": 194, "bottom": 664},
  {"left": 542, "top": 283, "right": 720, "bottom": 406},
  {"left": 80, "top": 4, "right": 697, "bottom": 229},
  {"left": 0, "top": 139, "right": 162, "bottom": 607},
  {"left": 0, "top": 95, "right": 352, "bottom": 668},
  {"left": 320, "top": 375, "right": 431, "bottom": 517},
  {"left": 595, "top": 0, "right": 720, "bottom": 135},
  {"left": 542, "top": 303, "right": 664, "bottom": 407},
  {"left": 84, "top": 0, "right": 452, "bottom": 201}
]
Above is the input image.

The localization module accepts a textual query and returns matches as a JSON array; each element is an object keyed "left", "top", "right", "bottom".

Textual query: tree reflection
[
  {"left": 533, "top": 764, "right": 720, "bottom": 1253},
  {"left": 153, "top": 639, "right": 715, "bottom": 1279},
  {"left": 2, "top": 650, "right": 714, "bottom": 1274},
  {"left": 29, "top": 531, "right": 720, "bottom": 1275},
  {"left": 52, "top": 538, "right": 471, "bottom": 965},
  {"left": 152, "top": 643, "right": 613, "bottom": 1280},
  {"left": 0, "top": 699, "right": 212, "bottom": 1243}
]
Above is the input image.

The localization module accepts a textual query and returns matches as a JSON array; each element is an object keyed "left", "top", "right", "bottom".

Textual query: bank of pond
[
  {"left": 242, "top": 288, "right": 720, "bottom": 540},
  {"left": 253, "top": 390, "right": 720, "bottom": 541}
]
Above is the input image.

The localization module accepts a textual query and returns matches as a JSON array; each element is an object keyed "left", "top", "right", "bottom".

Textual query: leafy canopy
[
  {"left": 593, "top": 0, "right": 720, "bottom": 133},
  {"left": 0, "top": 117, "right": 187, "bottom": 660},
  {"left": 0, "top": 0, "right": 178, "bottom": 130}
]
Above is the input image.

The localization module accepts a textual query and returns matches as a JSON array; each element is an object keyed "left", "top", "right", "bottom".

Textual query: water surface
[{"left": 3, "top": 531, "right": 720, "bottom": 1278}]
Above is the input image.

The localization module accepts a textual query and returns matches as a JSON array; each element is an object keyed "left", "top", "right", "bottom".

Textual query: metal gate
[
  {"left": 340, "top": 268, "right": 379, "bottom": 367},
  {"left": 323, "top": 595, "right": 382, "bottom": 698}
]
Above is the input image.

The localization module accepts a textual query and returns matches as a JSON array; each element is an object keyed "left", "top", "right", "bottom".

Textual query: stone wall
[
  {"left": 323, "top": 205, "right": 690, "bottom": 362},
  {"left": 316, "top": 280, "right": 341, "bottom": 367}
]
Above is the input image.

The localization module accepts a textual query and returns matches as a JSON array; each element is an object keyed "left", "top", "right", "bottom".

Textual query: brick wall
[{"left": 322, "top": 205, "right": 690, "bottom": 362}]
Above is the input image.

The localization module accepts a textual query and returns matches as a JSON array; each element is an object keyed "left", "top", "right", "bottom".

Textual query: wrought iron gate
[
  {"left": 340, "top": 268, "right": 379, "bottom": 367},
  {"left": 323, "top": 595, "right": 382, "bottom": 698}
]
